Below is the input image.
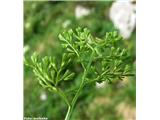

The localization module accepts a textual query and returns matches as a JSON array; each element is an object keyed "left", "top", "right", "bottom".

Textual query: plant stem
[
  {"left": 64, "top": 70, "right": 86, "bottom": 120},
  {"left": 64, "top": 106, "right": 71, "bottom": 120},
  {"left": 57, "top": 88, "right": 70, "bottom": 107},
  {"left": 64, "top": 51, "right": 95, "bottom": 120}
]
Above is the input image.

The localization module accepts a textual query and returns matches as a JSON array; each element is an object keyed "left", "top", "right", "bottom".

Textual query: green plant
[{"left": 24, "top": 27, "right": 133, "bottom": 120}]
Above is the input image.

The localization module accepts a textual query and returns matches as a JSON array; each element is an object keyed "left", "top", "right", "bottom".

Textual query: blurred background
[{"left": 24, "top": 1, "right": 136, "bottom": 120}]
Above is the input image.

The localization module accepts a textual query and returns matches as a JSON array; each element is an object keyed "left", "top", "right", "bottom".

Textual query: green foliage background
[{"left": 24, "top": 1, "right": 136, "bottom": 120}]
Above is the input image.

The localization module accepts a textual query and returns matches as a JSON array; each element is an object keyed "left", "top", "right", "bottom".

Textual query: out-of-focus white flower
[
  {"left": 62, "top": 20, "right": 71, "bottom": 28},
  {"left": 75, "top": 5, "right": 91, "bottom": 19},
  {"left": 109, "top": 0, "right": 136, "bottom": 39},
  {"left": 40, "top": 92, "right": 47, "bottom": 101},
  {"left": 23, "top": 45, "right": 30, "bottom": 54},
  {"left": 96, "top": 81, "right": 106, "bottom": 89}
]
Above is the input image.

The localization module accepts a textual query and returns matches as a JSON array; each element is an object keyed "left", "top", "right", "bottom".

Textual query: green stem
[
  {"left": 57, "top": 88, "right": 70, "bottom": 107},
  {"left": 64, "top": 51, "right": 95, "bottom": 120},
  {"left": 64, "top": 69, "right": 86, "bottom": 120},
  {"left": 64, "top": 106, "right": 71, "bottom": 120},
  {"left": 57, "top": 88, "right": 72, "bottom": 120}
]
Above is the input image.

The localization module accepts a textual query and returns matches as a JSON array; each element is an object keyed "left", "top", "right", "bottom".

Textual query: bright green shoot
[{"left": 24, "top": 27, "right": 133, "bottom": 120}]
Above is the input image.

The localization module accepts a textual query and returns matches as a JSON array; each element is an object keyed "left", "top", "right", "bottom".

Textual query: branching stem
[{"left": 64, "top": 50, "right": 95, "bottom": 120}]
